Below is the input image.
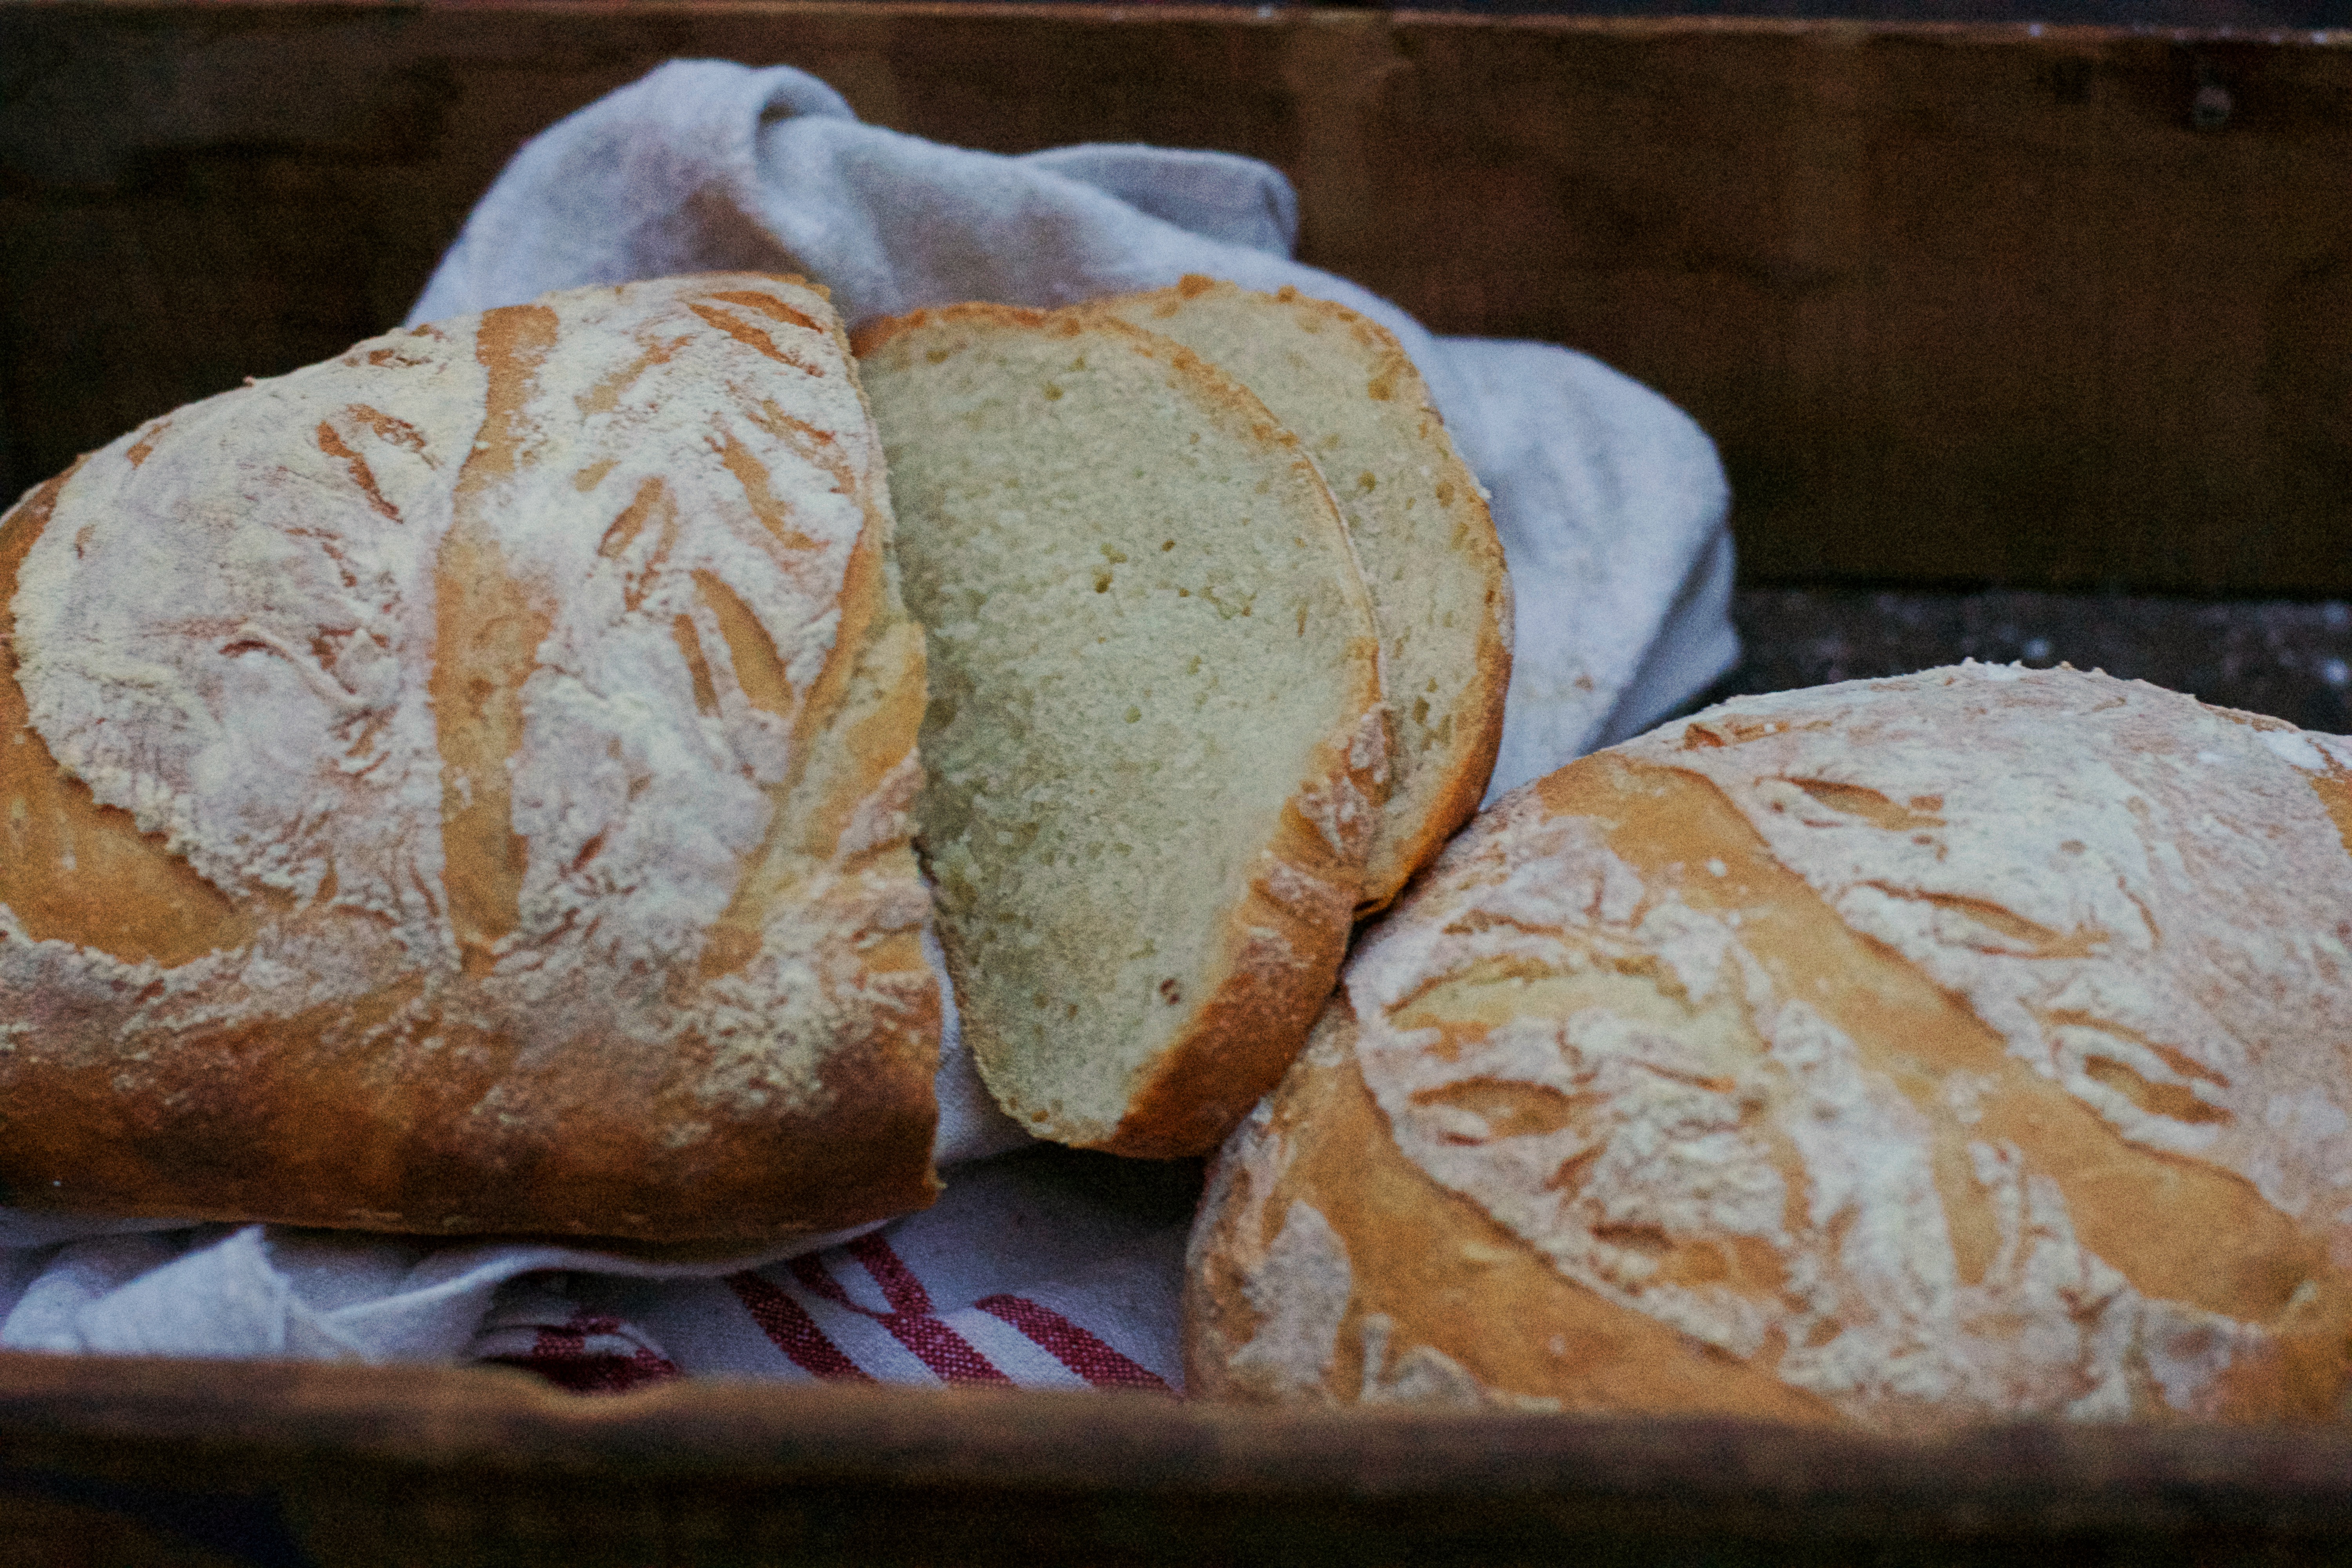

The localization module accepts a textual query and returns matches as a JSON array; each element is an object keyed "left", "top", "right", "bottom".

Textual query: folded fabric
[
  {"left": 4, "top": 1146, "right": 1187, "bottom": 1385},
  {"left": 409, "top": 58, "right": 1736, "bottom": 798},
  {"left": 0, "top": 58, "right": 1735, "bottom": 1385},
  {"left": 472, "top": 1147, "right": 1191, "bottom": 1393}
]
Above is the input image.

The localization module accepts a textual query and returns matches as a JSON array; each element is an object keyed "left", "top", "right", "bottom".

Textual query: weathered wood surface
[
  {"left": 3, "top": 3, "right": 2349, "bottom": 592},
  {"left": 2, "top": 1349, "right": 2352, "bottom": 1564}
]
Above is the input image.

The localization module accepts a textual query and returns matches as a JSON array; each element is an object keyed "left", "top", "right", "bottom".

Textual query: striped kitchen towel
[{"left": 466, "top": 1147, "right": 1191, "bottom": 1392}]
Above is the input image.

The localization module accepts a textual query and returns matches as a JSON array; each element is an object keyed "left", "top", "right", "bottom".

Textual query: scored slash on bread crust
[
  {"left": 1083, "top": 276, "right": 1511, "bottom": 914},
  {"left": 1188, "top": 664, "right": 2352, "bottom": 1426},
  {"left": 854, "top": 304, "right": 1388, "bottom": 1158},
  {"left": 0, "top": 273, "right": 942, "bottom": 1243}
]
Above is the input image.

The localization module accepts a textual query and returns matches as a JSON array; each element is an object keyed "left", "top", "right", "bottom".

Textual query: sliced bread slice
[
  {"left": 1086, "top": 277, "right": 1512, "bottom": 911},
  {"left": 853, "top": 305, "right": 1387, "bottom": 1157}
]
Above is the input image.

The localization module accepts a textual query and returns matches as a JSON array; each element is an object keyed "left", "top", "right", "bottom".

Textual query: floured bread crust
[
  {"left": 1189, "top": 664, "right": 2352, "bottom": 1426},
  {"left": 855, "top": 305, "right": 1387, "bottom": 1158},
  {"left": 1086, "top": 276, "right": 1512, "bottom": 913},
  {"left": 0, "top": 274, "right": 941, "bottom": 1243}
]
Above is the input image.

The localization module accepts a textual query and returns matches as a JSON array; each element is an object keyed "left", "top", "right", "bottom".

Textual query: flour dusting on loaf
[
  {"left": 1189, "top": 664, "right": 2352, "bottom": 1425},
  {"left": 0, "top": 274, "right": 941, "bottom": 1241}
]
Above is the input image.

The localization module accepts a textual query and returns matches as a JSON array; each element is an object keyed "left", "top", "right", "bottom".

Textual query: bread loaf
[
  {"left": 1086, "top": 277, "right": 1512, "bottom": 911},
  {"left": 853, "top": 306, "right": 1387, "bottom": 1158},
  {"left": 0, "top": 273, "right": 942, "bottom": 1242},
  {"left": 1188, "top": 664, "right": 2352, "bottom": 1426}
]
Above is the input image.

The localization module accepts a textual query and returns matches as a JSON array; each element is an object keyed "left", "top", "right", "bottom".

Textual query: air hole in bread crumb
[
  {"left": 1161, "top": 539, "right": 1176, "bottom": 551},
  {"left": 1125, "top": 707, "right": 1142, "bottom": 723},
  {"left": 1159, "top": 978, "right": 1182, "bottom": 1004},
  {"left": 1095, "top": 572, "right": 1112, "bottom": 592},
  {"left": 1044, "top": 384, "right": 1063, "bottom": 401}
]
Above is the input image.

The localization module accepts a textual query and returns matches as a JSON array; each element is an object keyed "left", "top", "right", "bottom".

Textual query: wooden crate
[
  {"left": 5, "top": 1353, "right": 2352, "bottom": 1565},
  {"left": 7, "top": 1, "right": 2351, "bottom": 592},
  {"left": 5, "top": 4, "right": 2352, "bottom": 1561}
]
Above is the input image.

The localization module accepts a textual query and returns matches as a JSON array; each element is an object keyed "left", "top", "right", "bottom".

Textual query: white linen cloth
[{"left": 0, "top": 60, "right": 1736, "bottom": 1388}]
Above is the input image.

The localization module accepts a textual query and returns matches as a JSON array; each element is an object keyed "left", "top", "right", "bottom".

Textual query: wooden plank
[
  {"left": 3, "top": 3, "right": 2348, "bottom": 592},
  {"left": 4, "top": 1350, "right": 2352, "bottom": 1564},
  {"left": 1339, "top": 15, "right": 2352, "bottom": 594}
]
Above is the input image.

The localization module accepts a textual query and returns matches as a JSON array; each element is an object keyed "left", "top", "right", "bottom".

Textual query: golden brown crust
[
  {"left": 1185, "top": 998, "right": 1846, "bottom": 1418},
  {"left": 0, "top": 463, "right": 275, "bottom": 967},
  {"left": 1082, "top": 276, "right": 1512, "bottom": 913},
  {"left": 0, "top": 273, "right": 940, "bottom": 1243},
  {"left": 1535, "top": 750, "right": 2336, "bottom": 1332},
  {"left": 849, "top": 302, "right": 1054, "bottom": 360},
  {"left": 1189, "top": 666, "right": 2352, "bottom": 1426},
  {"left": 0, "top": 951, "right": 938, "bottom": 1240},
  {"left": 1383, "top": 610, "right": 1509, "bottom": 911}
]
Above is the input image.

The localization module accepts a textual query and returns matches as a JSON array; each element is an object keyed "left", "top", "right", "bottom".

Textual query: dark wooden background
[{"left": 5, "top": 2, "right": 2351, "bottom": 597}]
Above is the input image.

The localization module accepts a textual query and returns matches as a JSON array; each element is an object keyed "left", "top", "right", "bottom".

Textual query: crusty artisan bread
[
  {"left": 853, "top": 305, "right": 1387, "bottom": 1158},
  {"left": 0, "top": 273, "right": 941, "bottom": 1242},
  {"left": 1188, "top": 664, "right": 2352, "bottom": 1426},
  {"left": 1087, "top": 277, "right": 1512, "bottom": 912}
]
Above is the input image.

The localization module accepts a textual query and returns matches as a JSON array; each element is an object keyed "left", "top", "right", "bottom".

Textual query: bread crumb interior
[{"left": 869, "top": 320, "right": 1363, "bottom": 1141}]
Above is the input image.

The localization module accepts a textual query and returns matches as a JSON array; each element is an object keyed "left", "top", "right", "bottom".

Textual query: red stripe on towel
[
  {"left": 491, "top": 1313, "right": 682, "bottom": 1395},
  {"left": 727, "top": 1270, "right": 873, "bottom": 1382},
  {"left": 846, "top": 1232, "right": 935, "bottom": 1316},
  {"left": 974, "top": 1295, "right": 1169, "bottom": 1392},
  {"left": 883, "top": 1310, "right": 1014, "bottom": 1387},
  {"left": 792, "top": 1238, "right": 1012, "bottom": 1387}
]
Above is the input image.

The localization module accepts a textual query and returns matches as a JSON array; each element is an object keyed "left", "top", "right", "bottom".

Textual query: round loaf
[
  {"left": 1085, "top": 277, "right": 1512, "bottom": 912},
  {"left": 0, "top": 273, "right": 942, "bottom": 1243},
  {"left": 854, "top": 305, "right": 1387, "bottom": 1158},
  {"left": 1188, "top": 664, "right": 2352, "bottom": 1426}
]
